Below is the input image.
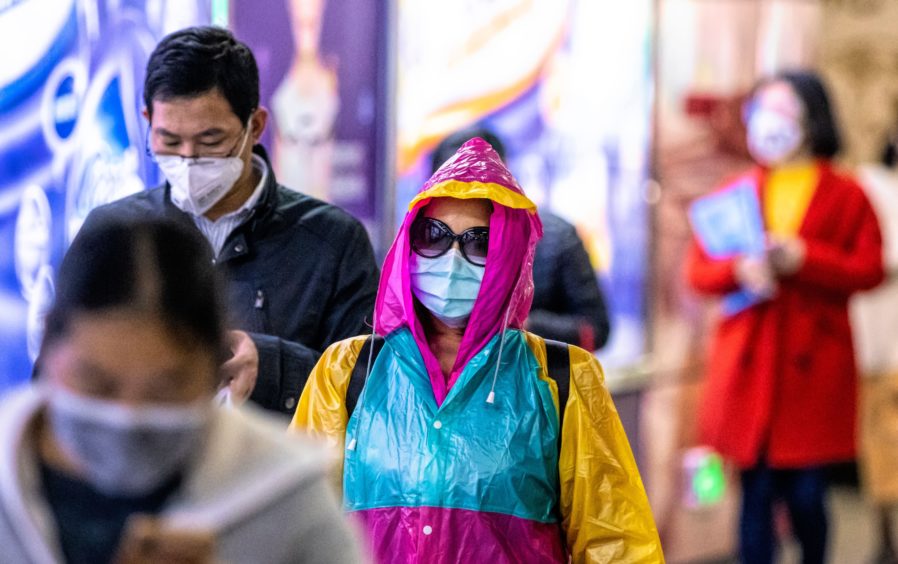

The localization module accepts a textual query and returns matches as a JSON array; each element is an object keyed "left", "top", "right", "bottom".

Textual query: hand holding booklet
[{"left": 689, "top": 178, "right": 768, "bottom": 315}]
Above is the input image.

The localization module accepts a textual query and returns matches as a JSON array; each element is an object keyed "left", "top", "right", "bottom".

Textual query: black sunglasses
[{"left": 410, "top": 217, "right": 489, "bottom": 266}]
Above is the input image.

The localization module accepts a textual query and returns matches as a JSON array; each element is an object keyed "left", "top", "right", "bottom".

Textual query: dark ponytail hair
[
  {"left": 41, "top": 218, "right": 227, "bottom": 363},
  {"left": 881, "top": 135, "right": 898, "bottom": 167}
]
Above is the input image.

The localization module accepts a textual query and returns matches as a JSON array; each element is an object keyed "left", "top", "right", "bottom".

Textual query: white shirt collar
[{"left": 208, "top": 154, "right": 269, "bottom": 223}]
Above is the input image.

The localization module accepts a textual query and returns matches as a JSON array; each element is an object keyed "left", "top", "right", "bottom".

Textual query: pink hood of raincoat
[{"left": 374, "top": 137, "right": 543, "bottom": 405}]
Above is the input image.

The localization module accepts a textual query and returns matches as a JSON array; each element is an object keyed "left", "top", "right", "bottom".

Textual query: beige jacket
[
  {"left": 853, "top": 164, "right": 898, "bottom": 376},
  {"left": 0, "top": 386, "right": 363, "bottom": 564}
]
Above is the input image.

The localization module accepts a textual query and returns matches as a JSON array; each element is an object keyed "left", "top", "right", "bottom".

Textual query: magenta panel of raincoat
[{"left": 355, "top": 506, "right": 566, "bottom": 564}]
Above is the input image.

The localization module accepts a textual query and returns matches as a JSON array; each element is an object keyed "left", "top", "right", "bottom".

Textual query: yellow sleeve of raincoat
[
  {"left": 559, "top": 345, "right": 664, "bottom": 563},
  {"left": 289, "top": 336, "right": 368, "bottom": 484}
]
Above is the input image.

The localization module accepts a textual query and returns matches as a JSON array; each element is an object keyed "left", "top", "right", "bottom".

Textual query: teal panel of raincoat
[{"left": 343, "top": 327, "right": 559, "bottom": 520}]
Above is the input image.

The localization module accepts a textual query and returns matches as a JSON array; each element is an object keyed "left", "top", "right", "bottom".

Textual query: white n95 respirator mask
[{"left": 157, "top": 128, "right": 250, "bottom": 216}]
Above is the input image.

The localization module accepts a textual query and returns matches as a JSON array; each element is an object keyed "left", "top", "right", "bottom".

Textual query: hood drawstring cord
[
  {"left": 365, "top": 318, "right": 377, "bottom": 381},
  {"left": 486, "top": 304, "right": 513, "bottom": 405}
]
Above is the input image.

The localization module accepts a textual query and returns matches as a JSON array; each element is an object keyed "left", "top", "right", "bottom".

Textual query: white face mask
[
  {"left": 410, "top": 248, "right": 485, "bottom": 328},
  {"left": 46, "top": 386, "right": 210, "bottom": 497},
  {"left": 747, "top": 109, "right": 804, "bottom": 166},
  {"left": 157, "top": 128, "right": 251, "bottom": 216}
]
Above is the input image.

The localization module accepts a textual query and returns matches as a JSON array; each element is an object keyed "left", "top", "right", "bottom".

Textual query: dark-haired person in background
[
  {"left": 686, "top": 71, "right": 884, "bottom": 564},
  {"left": 430, "top": 127, "right": 610, "bottom": 351},
  {"left": 0, "top": 218, "right": 360, "bottom": 563},
  {"left": 74, "top": 26, "right": 379, "bottom": 416}
]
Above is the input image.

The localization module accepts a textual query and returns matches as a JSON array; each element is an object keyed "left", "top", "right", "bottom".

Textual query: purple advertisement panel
[
  {"left": 0, "top": 0, "right": 212, "bottom": 392},
  {"left": 232, "top": 0, "right": 387, "bottom": 243}
]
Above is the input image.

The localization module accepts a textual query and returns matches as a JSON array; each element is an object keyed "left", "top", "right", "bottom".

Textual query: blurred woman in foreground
[{"left": 0, "top": 218, "right": 361, "bottom": 563}]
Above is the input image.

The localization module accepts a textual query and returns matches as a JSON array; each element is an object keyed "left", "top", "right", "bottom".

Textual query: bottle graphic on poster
[{"left": 272, "top": 0, "right": 339, "bottom": 201}]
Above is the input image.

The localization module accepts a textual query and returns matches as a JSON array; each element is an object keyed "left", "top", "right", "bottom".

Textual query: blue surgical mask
[{"left": 410, "top": 248, "right": 485, "bottom": 328}]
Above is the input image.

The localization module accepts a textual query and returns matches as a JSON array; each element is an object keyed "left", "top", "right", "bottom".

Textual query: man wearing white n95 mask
[{"left": 74, "top": 26, "right": 379, "bottom": 417}]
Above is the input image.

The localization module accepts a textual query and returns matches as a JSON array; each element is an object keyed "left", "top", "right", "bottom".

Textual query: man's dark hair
[
  {"left": 752, "top": 70, "right": 842, "bottom": 159},
  {"left": 42, "top": 218, "right": 227, "bottom": 362},
  {"left": 144, "top": 26, "right": 259, "bottom": 124},
  {"left": 431, "top": 125, "right": 507, "bottom": 174}
]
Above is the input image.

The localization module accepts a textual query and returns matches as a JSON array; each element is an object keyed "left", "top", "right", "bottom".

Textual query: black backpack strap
[
  {"left": 346, "top": 335, "right": 385, "bottom": 418},
  {"left": 543, "top": 339, "right": 571, "bottom": 427}
]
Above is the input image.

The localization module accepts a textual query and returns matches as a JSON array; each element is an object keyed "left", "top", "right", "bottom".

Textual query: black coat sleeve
[
  {"left": 247, "top": 333, "right": 320, "bottom": 417},
  {"left": 248, "top": 221, "right": 378, "bottom": 416}
]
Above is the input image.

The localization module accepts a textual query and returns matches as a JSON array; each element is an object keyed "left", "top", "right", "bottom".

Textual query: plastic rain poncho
[{"left": 291, "top": 138, "right": 663, "bottom": 563}]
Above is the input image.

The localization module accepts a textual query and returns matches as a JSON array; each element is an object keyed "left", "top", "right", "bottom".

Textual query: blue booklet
[{"left": 689, "top": 179, "right": 767, "bottom": 315}]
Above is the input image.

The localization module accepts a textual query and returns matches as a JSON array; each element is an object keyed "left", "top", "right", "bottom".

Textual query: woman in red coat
[{"left": 686, "top": 71, "right": 884, "bottom": 564}]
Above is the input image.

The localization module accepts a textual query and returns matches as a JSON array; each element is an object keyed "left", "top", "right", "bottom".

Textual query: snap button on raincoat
[{"left": 291, "top": 139, "right": 663, "bottom": 563}]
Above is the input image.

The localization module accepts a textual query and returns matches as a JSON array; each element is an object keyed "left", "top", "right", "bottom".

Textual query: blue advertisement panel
[
  {"left": 0, "top": 0, "right": 212, "bottom": 391},
  {"left": 395, "top": 1, "right": 654, "bottom": 366}
]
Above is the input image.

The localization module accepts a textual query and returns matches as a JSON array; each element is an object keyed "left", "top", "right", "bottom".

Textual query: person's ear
[
  {"left": 142, "top": 107, "right": 150, "bottom": 123},
  {"left": 249, "top": 107, "right": 269, "bottom": 143}
]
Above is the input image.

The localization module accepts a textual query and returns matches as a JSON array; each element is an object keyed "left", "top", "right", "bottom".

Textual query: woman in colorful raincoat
[{"left": 290, "top": 138, "right": 663, "bottom": 563}]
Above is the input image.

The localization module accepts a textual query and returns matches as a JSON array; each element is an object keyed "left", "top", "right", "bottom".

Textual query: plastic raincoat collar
[{"left": 374, "top": 137, "right": 543, "bottom": 405}]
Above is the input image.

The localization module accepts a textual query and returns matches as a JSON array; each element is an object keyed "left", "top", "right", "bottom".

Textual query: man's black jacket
[{"left": 75, "top": 146, "right": 379, "bottom": 415}]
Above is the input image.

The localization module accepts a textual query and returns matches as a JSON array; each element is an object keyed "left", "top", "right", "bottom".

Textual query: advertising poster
[
  {"left": 396, "top": 0, "right": 654, "bottom": 365},
  {"left": 231, "top": 0, "right": 388, "bottom": 244},
  {"left": 0, "top": 0, "right": 212, "bottom": 391}
]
